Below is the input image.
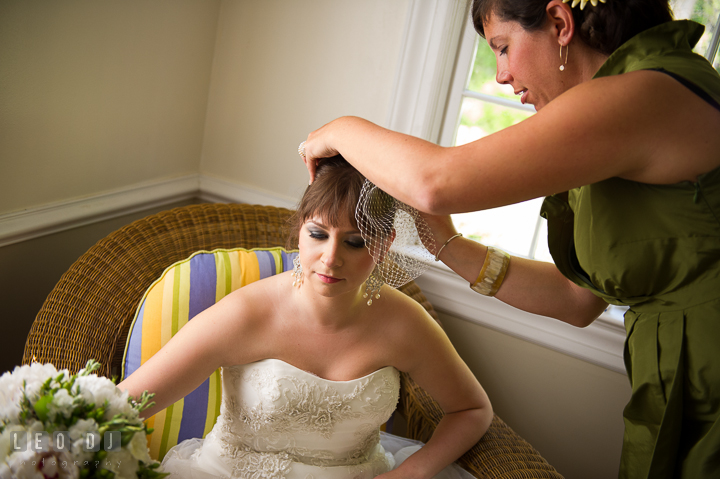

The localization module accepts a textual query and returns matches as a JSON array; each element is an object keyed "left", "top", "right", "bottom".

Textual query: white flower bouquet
[{"left": 0, "top": 360, "right": 166, "bottom": 479}]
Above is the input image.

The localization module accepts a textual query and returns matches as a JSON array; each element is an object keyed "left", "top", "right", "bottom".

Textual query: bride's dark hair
[{"left": 286, "top": 156, "right": 366, "bottom": 248}]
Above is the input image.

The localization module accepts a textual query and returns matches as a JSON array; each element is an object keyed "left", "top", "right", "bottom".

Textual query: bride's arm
[
  {"left": 383, "top": 295, "right": 492, "bottom": 479},
  {"left": 116, "top": 284, "right": 269, "bottom": 418}
]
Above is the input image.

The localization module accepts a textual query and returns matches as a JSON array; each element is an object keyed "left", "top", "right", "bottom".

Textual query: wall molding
[
  {"left": 0, "top": 175, "right": 200, "bottom": 248},
  {"left": 415, "top": 265, "right": 627, "bottom": 374},
  {"left": 0, "top": 174, "right": 300, "bottom": 248}
]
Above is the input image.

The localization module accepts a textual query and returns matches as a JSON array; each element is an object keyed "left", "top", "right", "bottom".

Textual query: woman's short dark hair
[
  {"left": 286, "top": 156, "right": 365, "bottom": 248},
  {"left": 471, "top": 0, "right": 673, "bottom": 55}
]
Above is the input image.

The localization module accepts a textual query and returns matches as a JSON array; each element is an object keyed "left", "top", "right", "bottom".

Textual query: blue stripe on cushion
[
  {"left": 177, "top": 377, "right": 209, "bottom": 442},
  {"left": 256, "top": 250, "right": 275, "bottom": 279},
  {"left": 125, "top": 302, "right": 145, "bottom": 376},
  {"left": 284, "top": 251, "right": 298, "bottom": 272},
  {"left": 188, "top": 254, "right": 217, "bottom": 320}
]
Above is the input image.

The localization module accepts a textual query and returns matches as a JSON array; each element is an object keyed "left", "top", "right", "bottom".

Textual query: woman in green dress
[{"left": 299, "top": 0, "right": 720, "bottom": 477}]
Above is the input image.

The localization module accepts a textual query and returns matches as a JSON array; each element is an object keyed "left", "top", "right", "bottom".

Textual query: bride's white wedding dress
[{"left": 161, "top": 359, "right": 473, "bottom": 478}]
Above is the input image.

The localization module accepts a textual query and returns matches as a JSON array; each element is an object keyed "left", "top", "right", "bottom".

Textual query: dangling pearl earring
[
  {"left": 559, "top": 44, "right": 569, "bottom": 71},
  {"left": 363, "top": 267, "right": 384, "bottom": 306},
  {"left": 292, "top": 255, "right": 303, "bottom": 287}
]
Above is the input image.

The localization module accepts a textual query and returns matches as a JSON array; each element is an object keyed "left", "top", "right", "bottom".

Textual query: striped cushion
[{"left": 121, "top": 247, "right": 298, "bottom": 460}]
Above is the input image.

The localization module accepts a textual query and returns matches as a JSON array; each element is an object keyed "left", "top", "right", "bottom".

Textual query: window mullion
[
  {"left": 528, "top": 214, "right": 545, "bottom": 259},
  {"left": 705, "top": 12, "right": 720, "bottom": 60},
  {"left": 461, "top": 89, "right": 536, "bottom": 112}
]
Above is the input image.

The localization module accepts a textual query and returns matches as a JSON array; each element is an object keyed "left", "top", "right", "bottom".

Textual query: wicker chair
[{"left": 23, "top": 203, "right": 563, "bottom": 479}]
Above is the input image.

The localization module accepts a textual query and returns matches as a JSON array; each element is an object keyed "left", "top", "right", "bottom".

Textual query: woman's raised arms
[
  {"left": 423, "top": 215, "right": 608, "bottom": 327},
  {"left": 303, "top": 70, "right": 720, "bottom": 215}
]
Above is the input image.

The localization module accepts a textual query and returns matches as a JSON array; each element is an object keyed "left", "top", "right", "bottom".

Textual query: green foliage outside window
[{"left": 460, "top": 40, "right": 532, "bottom": 137}]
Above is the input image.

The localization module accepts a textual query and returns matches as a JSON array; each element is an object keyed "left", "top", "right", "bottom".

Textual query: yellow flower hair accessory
[{"left": 562, "top": 0, "right": 606, "bottom": 10}]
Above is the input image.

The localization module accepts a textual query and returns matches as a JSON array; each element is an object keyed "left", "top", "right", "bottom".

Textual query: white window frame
[{"left": 387, "top": 0, "right": 627, "bottom": 374}]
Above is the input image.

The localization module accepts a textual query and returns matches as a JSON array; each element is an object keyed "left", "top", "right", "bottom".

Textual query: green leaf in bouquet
[
  {"left": 80, "top": 359, "right": 102, "bottom": 376},
  {"left": 138, "top": 461, "right": 170, "bottom": 479},
  {"left": 33, "top": 393, "right": 53, "bottom": 421}
]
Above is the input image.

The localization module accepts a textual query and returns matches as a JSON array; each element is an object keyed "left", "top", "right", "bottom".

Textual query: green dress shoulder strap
[{"left": 594, "top": 20, "right": 720, "bottom": 107}]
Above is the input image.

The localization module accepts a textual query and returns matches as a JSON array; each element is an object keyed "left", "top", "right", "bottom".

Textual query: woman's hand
[{"left": 301, "top": 119, "right": 344, "bottom": 183}]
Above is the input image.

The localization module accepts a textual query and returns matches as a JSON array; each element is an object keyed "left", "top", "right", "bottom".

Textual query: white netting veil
[{"left": 355, "top": 180, "right": 436, "bottom": 288}]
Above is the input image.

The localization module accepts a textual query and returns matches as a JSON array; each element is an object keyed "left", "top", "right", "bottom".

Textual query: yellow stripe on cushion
[
  {"left": 204, "top": 369, "right": 222, "bottom": 436},
  {"left": 215, "top": 251, "right": 232, "bottom": 302},
  {"left": 170, "top": 265, "right": 182, "bottom": 337},
  {"left": 160, "top": 268, "right": 176, "bottom": 347},
  {"left": 148, "top": 408, "right": 166, "bottom": 459},
  {"left": 141, "top": 281, "right": 164, "bottom": 364},
  {"left": 269, "top": 249, "right": 284, "bottom": 275},
  {"left": 176, "top": 261, "right": 191, "bottom": 331},
  {"left": 226, "top": 250, "right": 241, "bottom": 291},
  {"left": 144, "top": 415, "right": 155, "bottom": 448},
  {"left": 160, "top": 397, "right": 184, "bottom": 460},
  {"left": 236, "top": 250, "right": 260, "bottom": 288}
]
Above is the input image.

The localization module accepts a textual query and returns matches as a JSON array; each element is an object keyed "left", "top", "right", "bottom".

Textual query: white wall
[
  {"left": 200, "top": 0, "right": 410, "bottom": 202},
  {"left": 0, "top": 2, "right": 632, "bottom": 477},
  {"left": 0, "top": 0, "right": 219, "bottom": 215},
  {"left": 439, "top": 312, "right": 631, "bottom": 479}
]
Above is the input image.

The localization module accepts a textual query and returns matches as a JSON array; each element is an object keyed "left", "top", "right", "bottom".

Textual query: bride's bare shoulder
[
  {"left": 202, "top": 272, "right": 294, "bottom": 365},
  {"left": 376, "top": 287, "right": 437, "bottom": 329},
  {"left": 208, "top": 272, "right": 293, "bottom": 329}
]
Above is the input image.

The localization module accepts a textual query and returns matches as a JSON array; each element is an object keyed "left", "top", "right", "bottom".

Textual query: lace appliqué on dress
[{"left": 215, "top": 363, "right": 398, "bottom": 473}]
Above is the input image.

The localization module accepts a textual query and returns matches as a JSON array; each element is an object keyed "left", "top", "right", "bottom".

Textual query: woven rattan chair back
[{"left": 23, "top": 203, "right": 562, "bottom": 478}]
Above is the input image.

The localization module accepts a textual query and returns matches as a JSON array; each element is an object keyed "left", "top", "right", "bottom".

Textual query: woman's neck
[{"left": 574, "top": 40, "right": 610, "bottom": 83}]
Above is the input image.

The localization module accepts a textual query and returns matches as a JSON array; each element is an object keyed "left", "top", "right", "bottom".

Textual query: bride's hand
[{"left": 300, "top": 119, "right": 343, "bottom": 183}]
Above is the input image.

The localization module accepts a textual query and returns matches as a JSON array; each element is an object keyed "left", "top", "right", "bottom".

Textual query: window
[
  {"left": 440, "top": 2, "right": 720, "bottom": 263},
  {"left": 390, "top": 0, "right": 719, "bottom": 372},
  {"left": 674, "top": 0, "right": 720, "bottom": 70}
]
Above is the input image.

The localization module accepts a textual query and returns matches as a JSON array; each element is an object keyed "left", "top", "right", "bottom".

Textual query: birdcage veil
[{"left": 355, "top": 180, "right": 436, "bottom": 288}]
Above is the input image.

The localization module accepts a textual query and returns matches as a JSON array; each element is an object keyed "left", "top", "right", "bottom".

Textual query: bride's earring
[
  {"left": 292, "top": 255, "right": 303, "bottom": 287},
  {"left": 363, "top": 267, "right": 384, "bottom": 306}
]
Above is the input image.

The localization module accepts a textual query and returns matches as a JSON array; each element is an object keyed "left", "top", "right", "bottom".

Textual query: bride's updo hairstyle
[
  {"left": 286, "top": 156, "right": 366, "bottom": 248},
  {"left": 471, "top": 0, "right": 673, "bottom": 55}
]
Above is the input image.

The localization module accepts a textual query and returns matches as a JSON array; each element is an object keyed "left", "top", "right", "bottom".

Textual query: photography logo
[{"left": 10, "top": 430, "right": 122, "bottom": 453}]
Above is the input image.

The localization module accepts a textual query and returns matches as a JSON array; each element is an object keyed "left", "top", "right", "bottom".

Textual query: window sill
[{"left": 414, "top": 262, "right": 627, "bottom": 374}]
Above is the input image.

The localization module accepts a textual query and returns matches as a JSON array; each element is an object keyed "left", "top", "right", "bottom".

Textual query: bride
[{"left": 117, "top": 157, "right": 492, "bottom": 478}]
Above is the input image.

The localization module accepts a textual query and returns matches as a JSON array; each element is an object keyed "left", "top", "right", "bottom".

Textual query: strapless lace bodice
[
  {"left": 162, "top": 359, "right": 401, "bottom": 478},
  {"left": 216, "top": 359, "right": 399, "bottom": 473},
  {"left": 161, "top": 359, "right": 474, "bottom": 479}
]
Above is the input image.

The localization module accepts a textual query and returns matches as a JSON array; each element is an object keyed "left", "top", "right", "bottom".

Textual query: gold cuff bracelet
[{"left": 470, "top": 246, "right": 510, "bottom": 296}]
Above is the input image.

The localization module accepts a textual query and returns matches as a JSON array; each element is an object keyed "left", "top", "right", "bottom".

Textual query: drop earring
[
  {"left": 559, "top": 44, "right": 569, "bottom": 71},
  {"left": 292, "top": 255, "right": 303, "bottom": 287},
  {"left": 363, "top": 267, "right": 384, "bottom": 306}
]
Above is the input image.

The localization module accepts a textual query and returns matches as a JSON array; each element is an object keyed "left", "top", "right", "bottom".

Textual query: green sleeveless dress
[{"left": 540, "top": 20, "right": 720, "bottom": 479}]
